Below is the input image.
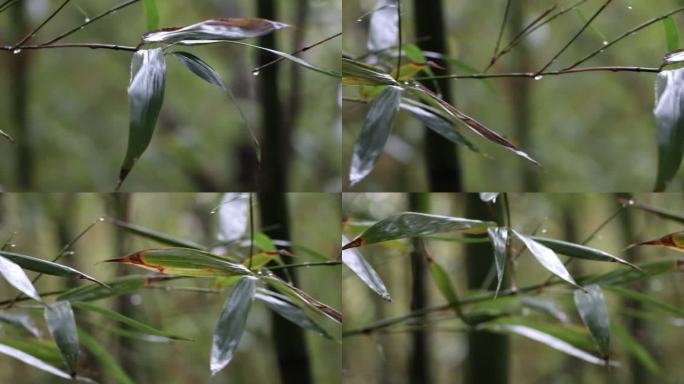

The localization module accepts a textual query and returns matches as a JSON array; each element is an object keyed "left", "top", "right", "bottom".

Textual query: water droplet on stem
[{"left": 533, "top": 75, "right": 543, "bottom": 81}]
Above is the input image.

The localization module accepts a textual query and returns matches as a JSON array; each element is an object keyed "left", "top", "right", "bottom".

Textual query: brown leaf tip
[{"left": 341, "top": 237, "right": 364, "bottom": 251}]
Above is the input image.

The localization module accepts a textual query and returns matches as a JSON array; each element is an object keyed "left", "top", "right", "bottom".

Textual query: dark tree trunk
[
  {"left": 10, "top": 2, "right": 33, "bottom": 189},
  {"left": 408, "top": 193, "right": 430, "bottom": 383},
  {"left": 412, "top": 0, "right": 462, "bottom": 191},
  {"left": 257, "top": 193, "right": 312, "bottom": 384},
  {"left": 464, "top": 194, "right": 508, "bottom": 384},
  {"left": 257, "top": 0, "right": 288, "bottom": 192}
]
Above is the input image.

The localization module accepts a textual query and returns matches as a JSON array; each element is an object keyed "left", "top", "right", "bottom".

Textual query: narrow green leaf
[
  {"left": 653, "top": 69, "right": 684, "bottom": 191},
  {"left": 78, "top": 328, "right": 135, "bottom": 384},
  {"left": 529, "top": 237, "right": 640, "bottom": 270},
  {"left": 256, "top": 290, "right": 332, "bottom": 339},
  {"left": 584, "top": 260, "right": 682, "bottom": 286},
  {"left": 0, "top": 128, "right": 14, "bottom": 143},
  {"left": 0, "top": 250, "right": 105, "bottom": 286},
  {"left": 427, "top": 258, "right": 458, "bottom": 304},
  {"left": 487, "top": 227, "right": 508, "bottom": 296},
  {"left": 605, "top": 285, "right": 684, "bottom": 317},
  {"left": 520, "top": 297, "right": 570, "bottom": 323},
  {"left": 574, "top": 285, "right": 611, "bottom": 356},
  {"left": 255, "top": 233, "right": 277, "bottom": 252},
  {"left": 400, "top": 100, "right": 481, "bottom": 153},
  {"left": 262, "top": 275, "right": 342, "bottom": 324},
  {"left": 0, "top": 338, "right": 62, "bottom": 365},
  {"left": 0, "top": 311, "right": 42, "bottom": 338},
  {"left": 612, "top": 321, "right": 661, "bottom": 375},
  {"left": 102, "top": 248, "right": 251, "bottom": 277},
  {"left": 350, "top": 85, "right": 403, "bottom": 186},
  {"left": 626, "top": 230, "right": 684, "bottom": 251},
  {"left": 663, "top": 17, "right": 680, "bottom": 52},
  {"left": 0, "top": 343, "right": 93, "bottom": 382},
  {"left": 142, "top": 0, "right": 159, "bottom": 31},
  {"left": 72, "top": 301, "right": 190, "bottom": 341},
  {"left": 143, "top": 18, "right": 290, "bottom": 45},
  {"left": 118, "top": 48, "right": 166, "bottom": 189},
  {"left": 0, "top": 255, "right": 41, "bottom": 302},
  {"left": 513, "top": 231, "right": 581, "bottom": 289},
  {"left": 44, "top": 301, "right": 79, "bottom": 374},
  {"left": 106, "top": 217, "right": 207, "bottom": 250},
  {"left": 210, "top": 275, "right": 256, "bottom": 375},
  {"left": 228, "top": 40, "right": 340, "bottom": 78},
  {"left": 343, "top": 212, "right": 495, "bottom": 249},
  {"left": 57, "top": 274, "right": 177, "bottom": 302},
  {"left": 342, "top": 58, "right": 398, "bottom": 86},
  {"left": 342, "top": 235, "right": 391, "bottom": 301}
]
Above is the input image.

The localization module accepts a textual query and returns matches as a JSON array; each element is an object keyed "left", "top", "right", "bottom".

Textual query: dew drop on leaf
[{"left": 534, "top": 75, "right": 543, "bottom": 81}]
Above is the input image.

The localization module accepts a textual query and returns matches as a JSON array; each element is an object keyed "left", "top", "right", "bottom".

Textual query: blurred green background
[
  {"left": 0, "top": 193, "right": 340, "bottom": 383},
  {"left": 0, "top": 0, "right": 341, "bottom": 191},
  {"left": 342, "top": 193, "right": 684, "bottom": 383},
  {"left": 343, "top": 0, "right": 684, "bottom": 191}
]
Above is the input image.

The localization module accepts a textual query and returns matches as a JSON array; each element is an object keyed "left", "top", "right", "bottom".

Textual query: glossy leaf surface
[
  {"left": 0, "top": 250, "right": 105, "bottom": 285},
  {"left": 574, "top": 285, "right": 611, "bottom": 356},
  {"left": 530, "top": 237, "right": 639, "bottom": 270},
  {"left": 514, "top": 231, "right": 580, "bottom": 289},
  {"left": 653, "top": 69, "right": 684, "bottom": 191},
  {"left": 143, "top": 18, "right": 290, "bottom": 45},
  {"left": 103, "top": 248, "right": 251, "bottom": 277},
  {"left": 44, "top": 301, "right": 79, "bottom": 373},
  {"left": 0, "top": 343, "right": 92, "bottom": 382},
  {"left": 487, "top": 227, "right": 508, "bottom": 296},
  {"left": 341, "top": 235, "right": 390, "bottom": 301},
  {"left": 0, "top": 255, "right": 40, "bottom": 302}
]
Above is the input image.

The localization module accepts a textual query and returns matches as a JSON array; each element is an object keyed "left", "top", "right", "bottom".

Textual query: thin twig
[
  {"left": 248, "top": 193, "right": 255, "bottom": 270},
  {"left": 251, "top": 32, "right": 341, "bottom": 74},
  {"left": 395, "top": 0, "right": 403, "bottom": 79},
  {"left": 12, "top": 0, "right": 72, "bottom": 49},
  {"left": 535, "top": 0, "right": 614, "bottom": 75},
  {"left": 415, "top": 65, "right": 660, "bottom": 81},
  {"left": 0, "top": 0, "right": 20, "bottom": 14},
  {"left": 2, "top": 43, "right": 138, "bottom": 52},
  {"left": 487, "top": 0, "right": 512, "bottom": 70},
  {"left": 266, "top": 260, "right": 341, "bottom": 271}
]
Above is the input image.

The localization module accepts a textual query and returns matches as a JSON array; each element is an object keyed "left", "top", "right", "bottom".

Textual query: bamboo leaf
[
  {"left": 228, "top": 40, "right": 340, "bottom": 78},
  {"left": 254, "top": 233, "right": 277, "bottom": 252},
  {"left": 57, "top": 274, "right": 177, "bottom": 302},
  {"left": 0, "top": 343, "right": 93, "bottom": 382},
  {"left": 343, "top": 212, "right": 495, "bottom": 249},
  {"left": 78, "top": 328, "right": 135, "bottom": 384},
  {"left": 0, "top": 250, "right": 105, "bottom": 286},
  {"left": 72, "top": 301, "right": 190, "bottom": 341},
  {"left": 626, "top": 230, "right": 684, "bottom": 251},
  {"left": 142, "top": 0, "right": 159, "bottom": 31},
  {"left": 663, "top": 17, "right": 680, "bottom": 52},
  {"left": 262, "top": 275, "right": 342, "bottom": 325},
  {"left": 143, "top": 18, "right": 290, "bottom": 45},
  {"left": 44, "top": 301, "right": 79, "bottom": 374},
  {"left": 170, "top": 51, "right": 228, "bottom": 92},
  {"left": 653, "top": 69, "right": 684, "bottom": 191},
  {"left": 255, "top": 290, "right": 332, "bottom": 339},
  {"left": 400, "top": 100, "right": 481, "bottom": 153},
  {"left": 350, "top": 85, "right": 403, "bottom": 186},
  {"left": 102, "top": 248, "right": 251, "bottom": 277},
  {"left": 513, "top": 231, "right": 580, "bottom": 289},
  {"left": 584, "top": 260, "right": 682, "bottom": 286},
  {"left": 106, "top": 217, "right": 207, "bottom": 250},
  {"left": 487, "top": 227, "right": 508, "bottom": 296},
  {"left": 529, "top": 237, "right": 640, "bottom": 270},
  {"left": 118, "top": 48, "right": 166, "bottom": 189},
  {"left": 342, "top": 58, "right": 397, "bottom": 86},
  {"left": 342, "top": 235, "right": 391, "bottom": 301},
  {"left": 427, "top": 257, "right": 458, "bottom": 304},
  {"left": 574, "top": 285, "right": 611, "bottom": 356},
  {"left": 215, "top": 193, "right": 249, "bottom": 243},
  {"left": 0, "top": 337, "right": 62, "bottom": 365},
  {"left": 0, "top": 128, "right": 14, "bottom": 143},
  {"left": 0, "top": 311, "right": 42, "bottom": 338},
  {"left": 210, "top": 275, "right": 256, "bottom": 375},
  {"left": 605, "top": 285, "right": 684, "bottom": 317},
  {"left": 0, "top": 255, "right": 41, "bottom": 302}
]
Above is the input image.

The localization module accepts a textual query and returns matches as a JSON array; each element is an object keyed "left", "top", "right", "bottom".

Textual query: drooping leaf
[
  {"left": 626, "top": 230, "right": 684, "bottom": 251},
  {"left": 78, "top": 328, "right": 135, "bottom": 384},
  {"left": 513, "top": 231, "right": 580, "bottom": 289},
  {"left": 574, "top": 285, "right": 611, "bottom": 356},
  {"left": 142, "top": 18, "right": 290, "bottom": 45},
  {"left": 105, "top": 217, "right": 207, "bottom": 250},
  {"left": 367, "top": 0, "right": 398, "bottom": 52},
  {"left": 350, "top": 85, "right": 403, "bottom": 186},
  {"left": 343, "top": 212, "right": 495, "bottom": 249},
  {"left": 72, "top": 301, "right": 190, "bottom": 341},
  {"left": 529, "top": 237, "right": 640, "bottom": 270},
  {"left": 0, "top": 129, "right": 14, "bottom": 143},
  {"left": 262, "top": 275, "right": 342, "bottom": 324},
  {"left": 342, "top": 58, "right": 398, "bottom": 86},
  {"left": 604, "top": 285, "right": 684, "bottom": 317},
  {"left": 142, "top": 0, "right": 159, "bottom": 31},
  {"left": 653, "top": 68, "right": 684, "bottom": 191},
  {"left": 255, "top": 290, "right": 332, "bottom": 339},
  {"left": 102, "top": 248, "right": 251, "bottom": 277},
  {"left": 117, "top": 48, "right": 166, "bottom": 189},
  {"left": 0, "top": 250, "right": 105, "bottom": 286},
  {"left": 520, "top": 297, "right": 570, "bottom": 324},
  {"left": 57, "top": 274, "right": 178, "bottom": 302},
  {"left": 663, "top": 17, "right": 680, "bottom": 52},
  {"left": 215, "top": 193, "right": 249, "bottom": 243},
  {"left": 341, "top": 235, "right": 391, "bottom": 301},
  {"left": 229, "top": 40, "right": 340, "bottom": 78},
  {"left": 400, "top": 100, "right": 481, "bottom": 153},
  {"left": 210, "top": 275, "right": 256, "bottom": 375},
  {"left": 44, "top": 301, "right": 79, "bottom": 374},
  {"left": 0, "top": 343, "right": 93, "bottom": 382},
  {"left": 0, "top": 311, "right": 42, "bottom": 338},
  {"left": 0, "top": 255, "right": 41, "bottom": 302},
  {"left": 487, "top": 227, "right": 508, "bottom": 296}
]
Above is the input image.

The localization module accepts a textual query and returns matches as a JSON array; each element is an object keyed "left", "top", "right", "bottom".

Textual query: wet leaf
[
  {"left": 142, "top": 18, "right": 290, "bottom": 45},
  {"left": 78, "top": 328, "right": 134, "bottom": 384},
  {"left": 0, "top": 343, "right": 93, "bottom": 382},
  {"left": 653, "top": 69, "right": 684, "bottom": 191},
  {"left": 343, "top": 212, "right": 495, "bottom": 249},
  {"left": 103, "top": 248, "right": 251, "bottom": 277},
  {"left": 350, "top": 85, "right": 403, "bottom": 186},
  {"left": 513, "top": 231, "right": 580, "bottom": 289},
  {"left": 342, "top": 235, "right": 391, "bottom": 301},
  {"left": 256, "top": 290, "right": 332, "bottom": 339},
  {"left": 0, "top": 129, "right": 14, "bottom": 143},
  {"left": 57, "top": 274, "right": 177, "bottom": 302},
  {"left": 626, "top": 230, "right": 684, "bottom": 251},
  {"left": 605, "top": 285, "right": 684, "bottom": 317},
  {"left": 0, "top": 250, "right": 105, "bottom": 286},
  {"left": 262, "top": 275, "right": 342, "bottom": 324},
  {"left": 574, "top": 285, "right": 611, "bottom": 356},
  {"left": 0, "top": 255, "right": 41, "bottom": 302},
  {"left": 367, "top": 0, "right": 398, "bottom": 52},
  {"left": 663, "top": 17, "right": 680, "bottom": 52},
  {"left": 487, "top": 227, "right": 508, "bottom": 296},
  {"left": 342, "top": 58, "right": 397, "bottom": 86},
  {"left": 72, "top": 301, "right": 190, "bottom": 341},
  {"left": 400, "top": 100, "right": 481, "bottom": 153},
  {"left": 118, "top": 48, "right": 166, "bottom": 189},
  {"left": 210, "top": 276, "right": 256, "bottom": 375},
  {"left": 142, "top": 0, "right": 159, "bottom": 31},
  {"left": 530, "top": 237, "right": 640, "bottom": 270},
  {"left": 408, "top": 83, "right": 542, "bottom": 168},
  {"left": 0, "top": 311, "right": 42, "bottom": 338},
  {"left": 215, "top": 193, "right": 249, "bottom": 243},
  {"left": 44, "top": 301, "right": 79, "bottom": 374},
  {"left": 106, "top": 217, "right": 207, "bottom": 250}
]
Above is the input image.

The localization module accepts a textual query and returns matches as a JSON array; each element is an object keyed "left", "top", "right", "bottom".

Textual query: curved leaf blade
[
  {"left": 663, "top": 17, "right": 680, "bottom": 52},
  {"left": 514, "top": 231, "right": 580, "bottom": 289},
  {"left": 529, "top": 237, "right": 640, "bottom": 270},
  {"left": 400, "top": 100, "right": 481, "bottom": 153},
  {"left": 57, "top": 274, "right": 177, "bottom": 302},
  {"left": 342, "top": 58, "right": 397, "bottom": 86},
  {"left": 487, "top": 227, "right": 508, "bottom": 297},
  {"left": 0, "top": 311, "right": 42, "bottom": 338},
  {"left": 143, "top": 18, "right": 290, "bottom": 45},
  {"left": 427, "top": 257, "right": 458, "bottom": 305},
  {"left": 653, "top": 69, "right": 684, "bottom": 191},
  {"left": 0, "top": 250, "right": 105, "bottom": 286},
  {"left": 44, "top": 301, "right": 79, "bottom": 374},
  {"left": 105, "top": 217, "right": 207, "bottom": 250},
  {"left": 142, "top": 0, "right": 159, "bottom": 31},
  {"left": 103, "top": 248, "right": 251, "bottom": 277},
  {"left": 170, "top": 51, "right": 227, "bottom": 92},
  {"left": 341, "top": 235, "right": 391, "bottom": 301},
  {"left": 574, "top": 285, "right": 611, "bottom": 357},
  {"left": 0, "top": 343, "right": 93, "bottom": 382},
  {"left": 350, "top": 85, "right": 403, "bottom": 186},
  {"left": 256, "top": 290, "right": 332, "bottom": 339},
  {"left": 118, "top": 48, "right": 166, "bottom": 189},
  {"left": 605, "top": 285, "right": 684, "bottom": 317},
  {"left": 626, "top": 230, "right": 684, "bottom": 251},
  {"left": 210, "top": 275, "right": 256, "bottom": 375},
  {"left": 0, "top": 255, "right": 40, "bottom": 302}
]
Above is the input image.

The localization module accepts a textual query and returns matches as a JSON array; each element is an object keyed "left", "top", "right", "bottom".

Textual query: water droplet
[
  {"left": 84, "top": 17, "right": 90, "bottom": 23},
  {"left": 252, "top": 70, "right": 260, "bottom": 76},
  {"left": 533, "top": 75, "right": 543, "bottom": 81},
  {"left": 356, "top": 18, "right": 363, "bottom": 22},
  {"left": 541, "top": 228, "right": 548, "bottom": 234},
  {"left": 602, "top": 40, "right": 608, "bottom": 46},
  {"left": 98, "top": 217, "right": 105, "bottom": 222},
  {"left": 12, "top": 49, "right": 21, "bottom": 54},
  {"left": 627, "top": 5, "right": 633, "bottom": 10},
  {"left": 9, "top": 244, "right": 15, "bottom": 248},
  {"left": 599, "top": 49, "right": 605, "bottom": 53}
]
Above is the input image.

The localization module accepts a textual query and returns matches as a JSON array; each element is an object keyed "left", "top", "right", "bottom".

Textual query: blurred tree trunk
[
  {"left": 257, "top": 193, "right": 312, "bottom": 384},
  {"left": 464, "top": 194, "right": 508, "bottom": 384},
  {"left": 257, "top": 0, "right": 288, "bottom": 192},
  {"left": 412, "top": 0, "right": 462, "bottom": 191},
  {"left": 408, "top": 193, "right": 430, "bottom": 383},
  {"left": 507, "top": 1, "right": 538, "bottom": 190},
  {"left": 10, "top": 2, "right": 33, "bottom": 189}
]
